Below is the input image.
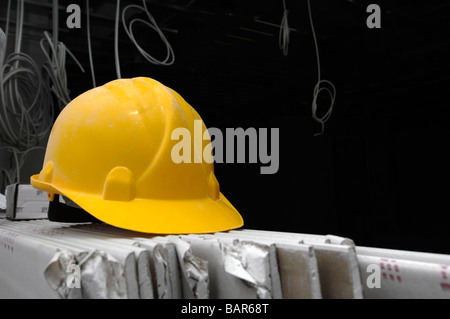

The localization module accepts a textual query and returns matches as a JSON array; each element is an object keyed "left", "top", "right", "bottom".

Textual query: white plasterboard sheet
[
  {"left": 30, "top": 220, "right": 155, "bottom": 299},
  {"left": 213, "top": 231, "right": 322, "bottom": 299},
  {"left": 164, "top": 236, "right": 210, "bottom": 299},
  {"left": 2, "top": 220, "right": 138, "bottom": 299},
  {"left": 52, "top": 222, "right": 166, "bottom": 299},
  {"left": 358, "top": 254, "right": 450, "bottom": 299},
  {"left": 230, "top": 230, "right": 362, "bottom": 299},
  {"left": 0, "top": 220, "right": 131, "bottom": 298},
  {"left": 199, "top": 233, "right": 283, "bottom": 299},
  {"left": 356, "top": 246, "right": 450, "bottom": 265},
  {"left": 149, "top": 236, "right": 183, "bottom": 299},
  {"left": 24, "top": 221, "right": 142, "bottom": 299},
  {"left": 236, "top": 229, "right": 355, "bottom": 246},
  {"left": 0, "top": 220, "right": 127, "bottom": 299},
  {"left": 0, "top": 225, "right": 67, "bottom": 298},
  {"left": 313, "top": 243, "right": 363, "bottom": 299},
  {"left": 179, "top": 235, "right": 258, "bottom": 299},
  {"left": 132, "top": 240, "right": 170, "bottom": 299},
  {"left": 60, "top": 222, "right": 179, "bottom": 299},
  {"left": 44, "top": 248, "right": 127, "bottom": 299},
  {"left": 275, "top": 242, "right": 321, "bottom": 299}
]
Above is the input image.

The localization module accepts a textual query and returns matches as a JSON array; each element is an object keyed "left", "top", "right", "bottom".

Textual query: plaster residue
[
  {"left": 222, "top": 240, "right": 272, "bottom": 299},
  {"left": 44, "top": 249, "right": 127, "bottom": 299}
]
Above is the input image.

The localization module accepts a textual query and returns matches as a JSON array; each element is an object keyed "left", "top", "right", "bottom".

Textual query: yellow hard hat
[{"left": 30, "top": 77, "right": 243, "bottom": 234}]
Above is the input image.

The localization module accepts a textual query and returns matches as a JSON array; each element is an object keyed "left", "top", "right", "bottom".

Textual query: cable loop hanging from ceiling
[{"left": 115, "top": 0, "right": 175, "bottom": 79}]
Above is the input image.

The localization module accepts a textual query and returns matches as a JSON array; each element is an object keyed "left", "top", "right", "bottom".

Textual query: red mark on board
[
  {"left": 389, "top": 274, "right": 394, "bottom": 281},
  {"left": 382, "top": 272, "right": 387, "bottom": 279},
  {"left": 442, "top": 271, "right": 448, "bottom": 280},
  {"left": 380, "top": 262, "right": 384, "bottom": 270},
  {"left": 387, "top": 263, "right": 392, "bottom": 271},
  {"left": 394, "top": 265, "right": 399, "bottom": 272},
  {"left": 440, "top": 283, "right": 450, "bottom": 291},
  {"left": 397, "top": 276, "right": 401, "bottom": 283}
]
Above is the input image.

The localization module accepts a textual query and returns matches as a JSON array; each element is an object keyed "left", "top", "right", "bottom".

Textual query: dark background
[{"left": 2, "top": 0, "right": 450, "bottom": 254}]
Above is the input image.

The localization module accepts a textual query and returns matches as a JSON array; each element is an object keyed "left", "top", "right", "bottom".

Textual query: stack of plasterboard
[
  {"left": 0, "top": 218, "right": 361, "bottom": 299},
  {"left": 1, "top": 218, "right": 449, "bottom": 299},
  {"left": 228, "top": 229, "right": 362, "bottom": 299}
]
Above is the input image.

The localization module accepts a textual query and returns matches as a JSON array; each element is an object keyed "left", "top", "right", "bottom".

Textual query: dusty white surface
[
  {"left": 217, "top": 231, "right": 322, "bottom": 299},
  {"left": 358, "top": 254, "right": 450, "bottom": 299},
  {"left": 165, "top": 236, "right": 209, "bottom": 299}
]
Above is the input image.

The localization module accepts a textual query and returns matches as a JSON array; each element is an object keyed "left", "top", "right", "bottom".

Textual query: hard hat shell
[{"left": 31, "top": 77, "right": 243, "bottom": 234}]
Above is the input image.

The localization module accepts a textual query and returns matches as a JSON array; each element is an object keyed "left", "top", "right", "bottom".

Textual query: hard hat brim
[{"left": 31, "top": 174, "right": 244, "bottom": 234}]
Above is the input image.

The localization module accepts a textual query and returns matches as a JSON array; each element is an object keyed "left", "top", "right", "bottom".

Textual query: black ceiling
[
  {"left": 36, "top": 0, "right": 446, "bottom": 143},
  {"left": 3, "top": 0, "right": 450, "bottom": 124}
]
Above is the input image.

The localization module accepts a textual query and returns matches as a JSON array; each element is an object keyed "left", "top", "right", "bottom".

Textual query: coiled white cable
[
  {"left": 0, "top": 0, "right": 54, "bottom": 188},
  {"left": 307, "top": 0, "right": 336, "bottom": 136},
  {"left": 279, "top": 0, "right": 290, "bottom": 56},
  {"left": 115, "top": 0, "right": 175, "bottom": 78},
  {"left": 0, "top": 0, "right": 54, "bottom": 148}
]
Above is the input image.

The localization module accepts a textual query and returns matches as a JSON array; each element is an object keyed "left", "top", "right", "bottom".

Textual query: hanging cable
[
  {"left": 115, "top": 0, "right": 122, "bottom": 79},
  {"left": 0, "top": 0, "right": 54, "bottom": 148},
  {"left": 122, "top": 0, "right": 175, "bottom": 66},
  {"left": 115, "top": 0, "right": 175, "bottom": 78},
  {"left": 40, "top": 31, "right": 85, "bottom": 109},
  {"left": 0, "top": 0, "right": 54, "bottom": 187},
  {"left": 86, "top": 0, "right": 96, "bottom": 87},
  {"left": 40, "top": 0, "right": 85, "bottom": 110},
  {"left": 3, "top": 0, "right": 12, "bottom": 60},
  {"left": 307, "top": 0, "right": 336, "bottom": 136},
  {"left": 0, "top": 28, "right": 5, "bottom": 76},
  {"left": 279, "top": 0, "right": 290, "bottom": 56}
]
